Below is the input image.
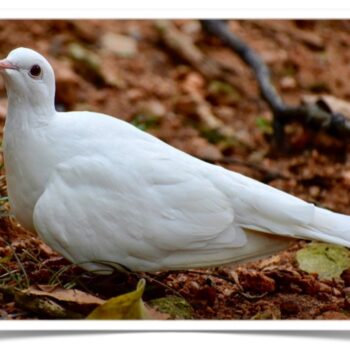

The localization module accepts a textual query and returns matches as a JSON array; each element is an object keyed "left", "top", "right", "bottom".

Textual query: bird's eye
[{"left": 29, "top": 64, "right": 42, "bottom": 78}]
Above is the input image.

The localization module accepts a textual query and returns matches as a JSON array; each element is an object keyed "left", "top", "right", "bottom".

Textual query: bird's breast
[{"left": 3, "top": 130, "right": 54, "bottom": 231}]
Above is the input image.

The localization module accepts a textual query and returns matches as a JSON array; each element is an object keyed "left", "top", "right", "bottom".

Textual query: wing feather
[{"left": 33, "top": 150, "right": 245, "bottom": 271}]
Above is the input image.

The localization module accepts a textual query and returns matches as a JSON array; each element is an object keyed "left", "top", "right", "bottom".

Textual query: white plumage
[{"left": 1, "top": 47, "right": 349, "bottom": 273}]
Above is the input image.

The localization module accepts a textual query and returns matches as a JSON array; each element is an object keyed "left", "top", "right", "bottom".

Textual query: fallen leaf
[
  {"left": 256, "top": 116, "right": 273, "bottom": 135},
  {"left": 296, "top": 242, "right": 350, "bottom": 280},
  {"left": 87, "top": 279, "right": 148, "bottom": 320},
  {"left": 14, "top": 285, "right": 105, "bottom": 317},
  {"left": 23, "top": 285, "right": 104, "bottom": 306},
  {"left": 15, "top": 291, "right": 83, "bottom": 319}
]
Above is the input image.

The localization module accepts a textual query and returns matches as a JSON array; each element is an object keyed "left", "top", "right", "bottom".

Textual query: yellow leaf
[
  {"left": 296, "top": 242, "right": 350, "bottom": 280},
  {"left": 87, "top": 279, "right": 148, "bottom": 320}
]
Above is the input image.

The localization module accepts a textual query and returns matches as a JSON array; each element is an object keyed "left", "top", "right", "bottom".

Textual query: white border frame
[
  {"left": 1, "top": 320, "right": 350, "bottom": 330},
  {"left": 1, "top": 0, "right": 350, "bottom": 332}
]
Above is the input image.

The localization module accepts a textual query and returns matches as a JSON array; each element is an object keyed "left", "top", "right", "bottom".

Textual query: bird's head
[{"left": 0, "top": 47, "right": 55, "bottom": 113}]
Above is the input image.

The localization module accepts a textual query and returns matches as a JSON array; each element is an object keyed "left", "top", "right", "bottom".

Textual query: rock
[{"left": 101, "top": 32, "right": 138, "bottom": 58}]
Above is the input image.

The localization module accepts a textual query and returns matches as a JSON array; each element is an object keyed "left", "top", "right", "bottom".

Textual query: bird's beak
[{"left": 0, "top": 59, "right": 18, "bottom": 71}]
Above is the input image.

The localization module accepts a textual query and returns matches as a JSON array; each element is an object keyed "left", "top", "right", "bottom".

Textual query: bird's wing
[{"left": 32, "top": 147, "right": 246, "bottom": 271}]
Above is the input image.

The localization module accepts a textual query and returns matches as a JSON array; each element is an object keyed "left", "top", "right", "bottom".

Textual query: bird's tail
[
  {"left": 218, "top": 167, "right": 350, "bottom": 249},
  {"left": 305, "top": 207, "right": 350, "bottom": 248}
]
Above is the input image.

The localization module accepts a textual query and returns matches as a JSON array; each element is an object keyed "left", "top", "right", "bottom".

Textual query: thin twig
[
  {"left": 10, "top": 247, "right": 30, "bottom": 289},
  {"left": 0, "top": 268, "right": 19, "bottom": 279}
]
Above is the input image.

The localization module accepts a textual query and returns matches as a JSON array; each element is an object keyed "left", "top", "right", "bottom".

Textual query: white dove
[{"left": 0, "top": 47, "right": 349, "bottom": 274}]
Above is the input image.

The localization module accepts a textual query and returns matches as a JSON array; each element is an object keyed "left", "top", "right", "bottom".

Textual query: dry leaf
[
  {"left": 87, "top": 279, "right": 148, "bottom": 320},
  {"left": 23, "top": 285, "right": 104, "bottom": 306}
]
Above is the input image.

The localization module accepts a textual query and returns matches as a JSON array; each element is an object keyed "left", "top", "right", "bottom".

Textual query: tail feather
[
  {"left": 307, "top": 207, "right": 350, "bottom": 248},
  {"left": 218, "top": 168, "right": 350, "bottom": 249}
]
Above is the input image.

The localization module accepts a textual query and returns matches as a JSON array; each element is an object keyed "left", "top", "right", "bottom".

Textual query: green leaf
[
  {"left": 256, "top": 116, "right": 273, "bottom": 135},
  {"left": 0, "top": 254, "right": 12, "bottom": 264},
  {"left": 208, "top": 80, "right": 241, "bottom": 102},
  {"left": 296, "top": 242, "right": 350, "bottom": 280},
  {"left": 200, "top": 128, "right": 227, "bottom": 144},
  {"left": 131, "top": 114, "right": 160, "bottom": 131},
  {"left": 87, "top": 279, "right": 147, "bottom": 320},
  {"left": 147, "top": 295, "right": 193, "bottom": 319}
]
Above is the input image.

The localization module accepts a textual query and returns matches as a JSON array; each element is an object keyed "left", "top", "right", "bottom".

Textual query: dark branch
[{"left": 201, "top": 20, "right": 350, "bottom": 141}]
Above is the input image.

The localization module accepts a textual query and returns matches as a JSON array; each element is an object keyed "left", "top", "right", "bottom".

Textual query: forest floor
[{"left": 0, "top": 19, "right": 350, "bottom": 320}]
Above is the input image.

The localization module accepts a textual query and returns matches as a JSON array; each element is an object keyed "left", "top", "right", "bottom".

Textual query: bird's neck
[{"left": 6, "top": 91, "right": 56, "bottom": 130}]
